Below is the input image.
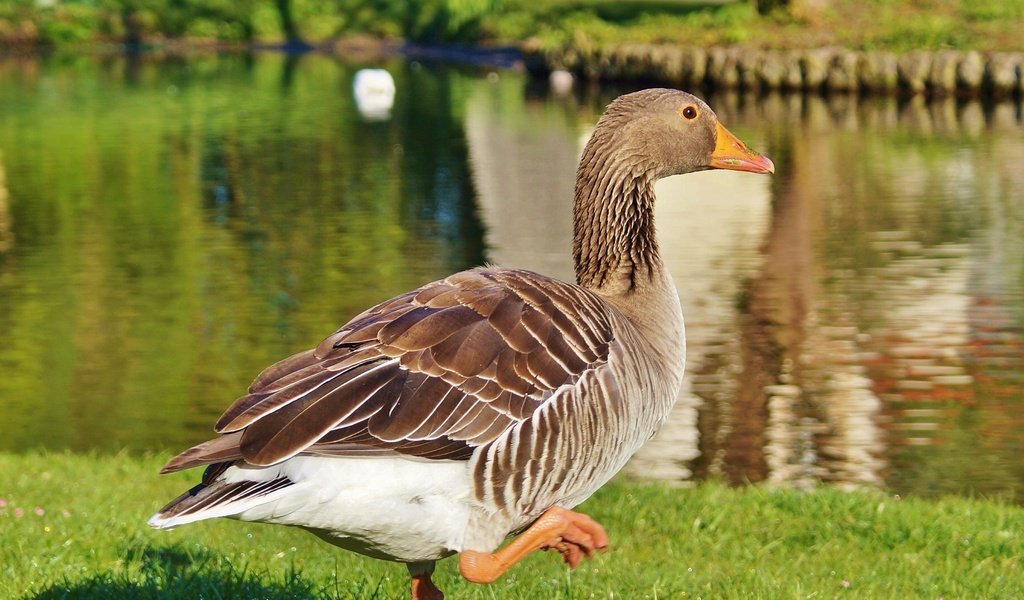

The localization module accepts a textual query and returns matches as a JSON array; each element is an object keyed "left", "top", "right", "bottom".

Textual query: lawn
[
  {"left": 1, "top": 452, "right": 1021, "bottom": 599},
  {"left": 7, "top": 1, "right": 1024, "bottom": 52},
  {"left": 506, "top": 0, "right": 1024, "bottom": 53}
]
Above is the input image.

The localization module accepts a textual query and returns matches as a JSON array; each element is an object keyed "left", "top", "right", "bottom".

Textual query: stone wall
[{"left": 528, "top": 44, "right": 1024, "bottom": 97}]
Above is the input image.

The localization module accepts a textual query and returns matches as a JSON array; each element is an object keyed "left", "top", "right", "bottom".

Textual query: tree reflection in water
[
  {"left": 469, "top": 84, "right": 1024, "bottom": 502},
  {"left": 0, "top": 54, "right": 1021, "bottom": 503}
]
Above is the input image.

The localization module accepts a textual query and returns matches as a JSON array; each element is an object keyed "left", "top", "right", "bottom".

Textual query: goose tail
[{"left": 148, "top": 462, "right": 295, "bottom": 530}]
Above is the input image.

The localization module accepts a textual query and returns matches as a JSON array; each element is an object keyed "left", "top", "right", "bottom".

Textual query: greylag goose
[{"left": 149, "top": 88, "right": 774, "bottom": 599}]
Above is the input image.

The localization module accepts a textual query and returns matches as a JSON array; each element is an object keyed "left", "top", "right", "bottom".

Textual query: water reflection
[
  {"left": 0, "top": 149, "right": 11, "bottom": 255},
  {"left": 693, "top": 92, "right": 1021, "bottom": 500},
  {"left": 0, "top": 53, "right": 1022, "bottom": 503},
  {"left": 465, "top": 77, "right": 579, "bottom": 284},
  {"left": 0, "top": 53, "right": 483, "bottom": 453},
  {"left": 469, "top": 84, "right": 1024, "bottom": 501}
]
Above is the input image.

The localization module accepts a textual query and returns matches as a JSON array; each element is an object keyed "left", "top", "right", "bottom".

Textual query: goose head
[
  {"left": 573, "top": 89, "right": 774, "bottom": 292},
  {"left": 585, "top": 88, "right": 775, "bottom": 179}
]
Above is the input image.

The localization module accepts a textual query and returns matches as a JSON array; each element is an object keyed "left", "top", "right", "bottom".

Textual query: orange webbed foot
[
  {"left": 460, "top": 506, "right": 610, "bottom": 584},
  {"left": 541, "top": 509, "right": 610, "bottom": 568}
]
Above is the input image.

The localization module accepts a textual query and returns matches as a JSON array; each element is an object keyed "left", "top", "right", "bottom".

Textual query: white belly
[{"left": 232, "top": 455, "right": 472, "bottom": 562}]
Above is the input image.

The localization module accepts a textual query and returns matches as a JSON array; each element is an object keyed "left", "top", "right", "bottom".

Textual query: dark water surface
[{"left": 1, "top": 53, "right": 1021, "bottom": 503}]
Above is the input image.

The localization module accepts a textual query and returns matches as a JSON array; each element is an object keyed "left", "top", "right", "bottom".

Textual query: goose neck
[{"left": 572, "top": 154, "right": 662, "bottom": 295}]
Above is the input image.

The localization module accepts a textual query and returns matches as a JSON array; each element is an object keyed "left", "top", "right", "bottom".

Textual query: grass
[
  {"left": 6, "top": 1, "right": 1024, "bottom": 52},
  {"left": 2, "top": 452, "right": 1022, "bottom": 599},
  {"left": 500, "top": 0, "right": 1024, "bottom": 52}
]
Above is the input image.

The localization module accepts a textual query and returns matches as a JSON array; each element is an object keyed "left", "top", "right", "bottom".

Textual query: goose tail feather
[{"left": 148, "top": 464, "right": 295, "bottom": 530}]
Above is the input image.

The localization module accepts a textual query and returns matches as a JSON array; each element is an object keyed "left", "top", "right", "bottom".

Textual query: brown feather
[
  {"left": 248, "top": 349, "right": 319, "bottom": 393},
  {"left": 161, "top": 432, "right": 245, "bottom": 474},
  {"left": 487, "top": 296, "right": 535, "bottom": 352},
  {"left": 379, "top": 305, "right": 476, "bottom": 350},
  {"left": 406, "top": 387, "right": 465, "bottom": 439},
  {"left": 429, "top": 320, "right": 504, "bottom": 377},
  {"left": 166, "top": 268, "right": 615, "bottom": 472},
  {"left": 217, "top": 368, "right": 344, "bottom": 433},
  {"left": 240, "top": 360, "right": 395, "bottom": 465},
  {"left": 493, "top": 348, "right": 531, "bottom": 395}
]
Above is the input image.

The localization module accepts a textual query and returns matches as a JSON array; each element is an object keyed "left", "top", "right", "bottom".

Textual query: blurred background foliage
[
  {"left": 0, "top": 53, "right": 486, "bottom": 451},
  {"left": 1, "top": 1, "right": 1023, "bottom": 51},
  {"left": 0, "top": 0, "right": 507, "bottom": 47}
]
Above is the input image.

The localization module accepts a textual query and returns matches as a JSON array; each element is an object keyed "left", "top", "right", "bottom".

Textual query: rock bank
[{"left": 529, "top": 44, "right": 1023, "bottom": 97}]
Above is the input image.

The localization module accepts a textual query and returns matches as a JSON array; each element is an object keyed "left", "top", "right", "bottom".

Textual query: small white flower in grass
[
  {"left": 34, "top": 507, "right": 44, "bottom": 516},
  {"left": 842, "top": 579, "right": 851, "bottom": 588}
]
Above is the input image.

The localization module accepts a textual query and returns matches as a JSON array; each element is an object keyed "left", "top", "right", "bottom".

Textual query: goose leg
[
  {"left": 459, "top": 506, "right": 609, "bottom": 584},
  {"left": 407, "top": 561, "right": 443, "bottom": 600}
]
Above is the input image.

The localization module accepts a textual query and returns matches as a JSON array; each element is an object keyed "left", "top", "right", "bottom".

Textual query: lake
[{"left": 0, "top": 52, "right": 1021, "bottom": 503}]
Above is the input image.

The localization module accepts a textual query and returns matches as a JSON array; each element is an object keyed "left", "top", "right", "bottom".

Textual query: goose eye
[{"left": 682, "top": 106, "right": 698, "bottom": 120}]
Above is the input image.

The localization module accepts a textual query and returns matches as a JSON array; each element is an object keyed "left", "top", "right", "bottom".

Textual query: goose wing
[{"left": 162, "top": 268, "right": 616, "bottom": 473}]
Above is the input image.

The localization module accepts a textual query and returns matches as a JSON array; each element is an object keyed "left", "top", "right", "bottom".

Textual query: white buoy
[
  {"left": 549, "top": 69, "right": 574, "bottom": 96},
  {"left": 353, "top": 68, "right": 396, "bottom": 121}
]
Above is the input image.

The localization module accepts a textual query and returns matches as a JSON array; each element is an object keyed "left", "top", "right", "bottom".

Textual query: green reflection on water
[
  {"left": 709, "top": 93, "right": 1024, "bottom": 502},
  {"left": 1, "top": 55, "right": 1022, "bottom": 505},
  {"left": 0, "top": 53, "right": 484, "bottom": 453}
]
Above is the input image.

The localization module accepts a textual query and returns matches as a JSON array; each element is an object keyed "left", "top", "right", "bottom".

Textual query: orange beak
[{"left": 709, "top": 121, "right": 775, "bottom": 174}]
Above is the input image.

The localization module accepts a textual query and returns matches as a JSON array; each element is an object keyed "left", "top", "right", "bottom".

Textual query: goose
[{"left": 148, "top": 88, "right": 774, "bottom": 599}]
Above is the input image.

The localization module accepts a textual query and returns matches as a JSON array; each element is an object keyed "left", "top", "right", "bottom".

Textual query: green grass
[
  {"left": 509, "top": 0, "right": 1024, "bottom": 52},
  {"left": 2, "top": 453, "right": 1022, "bottom": 599},
  {"left": 6, "top": 1, "right": 1024, "bottom": 52}
]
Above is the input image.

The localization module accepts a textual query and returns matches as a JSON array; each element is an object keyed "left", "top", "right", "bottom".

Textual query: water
[{"left": 1, "top": 52, "right": 1021, "bottom": 503}]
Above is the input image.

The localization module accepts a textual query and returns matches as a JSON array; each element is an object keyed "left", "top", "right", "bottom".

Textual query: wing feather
[
  {"left": 161, "top": 268, "right": 617, "bottom": 473},
  {"left": 247, "top": 349, "right": 319, "bottom": 393},
  {"left": 218, "top": 368, "right": 344, "bottom": 433},
  {"left": 240, "top": 360, "right": 396, "bottom": 464}
]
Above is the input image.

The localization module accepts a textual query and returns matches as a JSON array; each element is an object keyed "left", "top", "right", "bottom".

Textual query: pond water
[{"left": 0, "top": 52, "right": 1021, "bottom": 503}]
